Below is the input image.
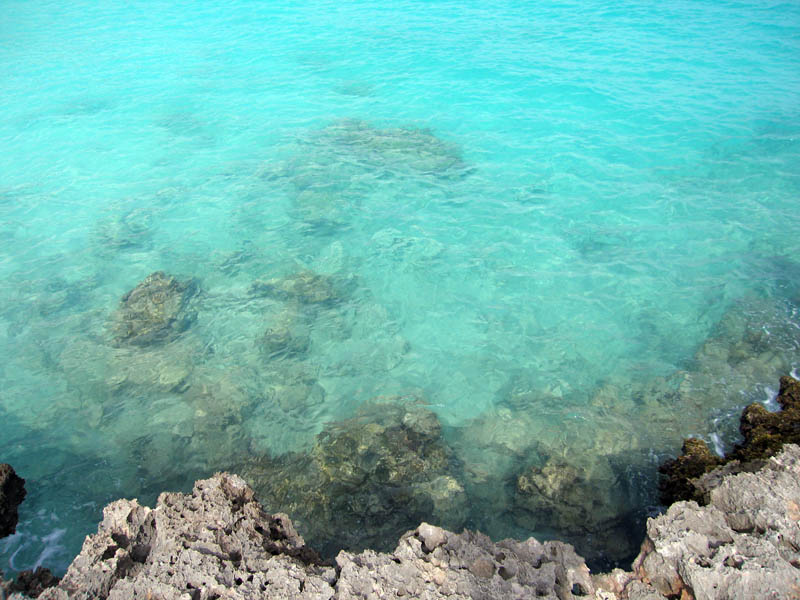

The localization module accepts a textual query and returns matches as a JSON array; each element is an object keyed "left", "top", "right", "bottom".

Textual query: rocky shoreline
[
  {"left": 2, "top": 376, "right": 800, "bottom": 599},
  {"left": 2, "top": 447, "right": 798, "bottom": 600}
]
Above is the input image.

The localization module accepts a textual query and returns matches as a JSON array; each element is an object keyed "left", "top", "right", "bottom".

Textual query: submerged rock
[
  {"left": 250, "top": 270, "right": 338, "bottom": 306},
  {"left": 37, "top": 473, "right": 594, "bottom": 600},
  {"left": 109, "top": 271, "right": 198, "bottom": 347},
  {"left": 512, "top": 451, "right": 643, "bottom": 568},
  {"left": 92, "top": 207, "right": 153, "bottom": 254},
  {"left": 262, "top": 361, "right": 325, "bottom": 414},
  {"left": 315, "top": 119, "right": 468, "bottom": 178},
  {"left": 0, "top": 463, "right": 26, "bottom": 538},
  {"left": 659, "top": 374, "right": 800, "bottom": 504},
  {"left": 259, "top": 119, "right": 472, "bottom": 229},
  {"left": 515, "top": 459, "right": 617, "bottom": 533},
  {"left": 236, "top": 400, "right": 466, "bottom": 556},
  {"left": 257, "top": 310, "right": 311, "bottom": 360}
]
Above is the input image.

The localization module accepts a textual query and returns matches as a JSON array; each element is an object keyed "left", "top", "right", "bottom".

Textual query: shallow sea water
[{"left": 1, "top": 0, "right": 800, "bottom": 573}]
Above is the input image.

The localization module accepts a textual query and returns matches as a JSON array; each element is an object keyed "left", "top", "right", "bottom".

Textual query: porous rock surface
[
  {"left": 37, "top": 473, "right": 593, "bottom": 600},
  {"left": 17, "top": 446, "right": 800, "bottom": 599},
  {"left": 602, "top": 444, "right": 800, "bottom": 600}
]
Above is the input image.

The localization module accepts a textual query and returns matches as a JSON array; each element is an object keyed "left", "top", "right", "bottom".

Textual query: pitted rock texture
[
  {"left": 37, "top": 473, "right": 595, "bottom": 600},
  {"left": 628, "top": 444, "right": 800, "bottom": 600},
  {"left": 0, "top": 463, "right": 26, "bottom": 538}
]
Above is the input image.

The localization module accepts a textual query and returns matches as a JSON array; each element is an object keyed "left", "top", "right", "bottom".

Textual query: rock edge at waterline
[{"left": 3, "top": 444, "right": 794, "bottom": 600}]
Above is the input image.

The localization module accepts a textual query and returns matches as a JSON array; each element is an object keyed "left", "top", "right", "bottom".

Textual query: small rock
[
  {"left": 417, "top": 523, "right": 446, "bottom": 553},
  {"left": 468, "top": 557, "right": 495, "bottom": 579}
]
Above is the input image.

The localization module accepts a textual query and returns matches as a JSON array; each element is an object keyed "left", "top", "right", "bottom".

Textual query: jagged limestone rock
[
  {"left": 631, "top": 445, "right": 800, "bottom": 600},
  {"left": 37, "top": 474, "right": 594, "bottom": 600}
]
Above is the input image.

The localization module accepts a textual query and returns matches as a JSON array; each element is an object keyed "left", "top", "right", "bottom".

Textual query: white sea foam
[
  {"left": 710, "top": 432, "right": 725, "bottom": 458},
  {"left": 763, "top": 385, "right": 780, "bottom": 411},
  {"left": 34, "top": 528, "right": 67, "bottom": 570}
]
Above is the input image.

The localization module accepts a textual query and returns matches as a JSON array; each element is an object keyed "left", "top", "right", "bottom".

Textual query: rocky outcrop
[
  {"left": 600, "top": 444, "right": 800, "bottom": 600},
  {"left": 6, "top": 568, "right": 60, "bottom": 598},
  {"left": 109, "top": 271, "right": 198, "bottom": 347},
  {"left": 0, "top": 463, "right": 26, "bottom": 538},
  {"left": 512, "top": 452, "right": 642, "bottom": 567},
  {"left": 730, "top": 374, "right": 800, "bottom": 462},
  {"left": 37, "top": 472, "right": 595, "bottom": 600},
  {"left": 1, "top": 463, "right": 27, "bottom": 597},
  {"left": 15, "top": 445, "right": 800, "bottom": 599},
  {"left": 659, "top": 374, "right": 800, "bottom": 505},
  {"left": 1, "top": 465, "right": 60, "bottom": 599},
  {"left": 657, "top": 438, "right": 725, "bottom": 506}
]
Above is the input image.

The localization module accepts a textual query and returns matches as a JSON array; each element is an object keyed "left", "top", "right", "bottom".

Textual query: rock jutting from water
[
  {"left": 109, "top": 271, "right": 198, "bottom": 347},
  {"left": 600, "top": 444, "right": 800, "bottom": 600},
  {"left": 0, "top": 464, "right": 61, "bottom": 599},
  {"left": 659, "top": 373, "right": 800, "bottom": 505},
  {"left": 0, "top": 463, "right": 26, "bottom": 538}
]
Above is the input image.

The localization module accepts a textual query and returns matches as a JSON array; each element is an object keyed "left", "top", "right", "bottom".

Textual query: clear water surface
[{"left": 1, "top": 0, "right": 799, "bottom": 573}]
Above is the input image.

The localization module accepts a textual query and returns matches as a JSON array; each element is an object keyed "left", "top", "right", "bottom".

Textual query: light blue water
[{"left": 2, "top": 0, "right": 800, "bottom": 573}]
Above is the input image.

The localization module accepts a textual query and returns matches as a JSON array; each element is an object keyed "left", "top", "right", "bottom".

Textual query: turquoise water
[{"left": 2, "top": 0, "right": 800, "bottom": 573}]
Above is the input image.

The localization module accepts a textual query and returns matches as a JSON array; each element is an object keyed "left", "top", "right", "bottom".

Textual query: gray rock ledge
[{"left": 25, "top": 445, "right": 800, "bottom": 600}]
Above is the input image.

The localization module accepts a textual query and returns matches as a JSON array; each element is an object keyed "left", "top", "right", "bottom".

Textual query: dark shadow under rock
[
  {"left": 0, "top": 463, "right": 26, "bottom": 538},
  {"left": 512, "top": 452, "right": 645, "bottom": 569},
  {"left": 109, "top": 271, "right": 198, "bottom": 347},
  {"left": 657, "top": 438, "right": 724, "bottom": 505},
  {"left": 8, "top": 567, "right": 60, "bottom": 598},
  {"left": 234, "top": 400, "right": 467, "bottom": 557}
]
